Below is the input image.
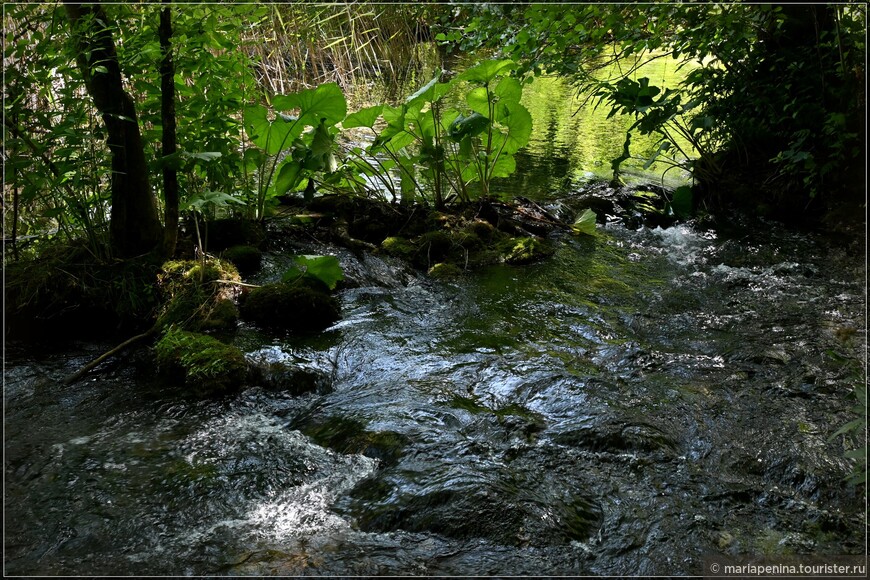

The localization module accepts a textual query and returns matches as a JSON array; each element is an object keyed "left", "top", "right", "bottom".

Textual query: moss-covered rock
[
  {"left": 221, "top": 245, "right": 262, "bottom": 276},
  {"left": 428, "top": 262, "right": 464, "bottom": 279},
  {"left": 300, "top": 416, "right": 409, "bottom": 467},
  {"left": 240, "top": 282, "right": 340, "bottom": 333},
  {"left": 452, "top": 228, "right": 485, "bottom": 251},
  {"left": 501, "top": 236, "right": 555, "bottom": 264},
  {"left": 466, "top": 218, "right": 497, "bottom": 241},
  {"left": 154, "top": 328, "right": 247, "bottom": 396},
  {"left": 5, "top": 243, "right": 162, "bottom": 341},
  {"left": 201, "top": 298, "right": 239, "bottom": 331},
  {"left": 380, "top": 236, "right": 417, "bottom": 259},
  {"left": 157, "top": 258, "right": 241, "bottom": 331},
  {"left": 247, "top": 359, "right": 332, "bottom": 395},
  {"left": 414, "top": 230, "right": 454, "bottom": 267}
]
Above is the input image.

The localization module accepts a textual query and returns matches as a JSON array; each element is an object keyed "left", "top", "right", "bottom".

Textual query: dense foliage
[
  {"left": 438, "top": 3, "right": 865, "bottom": 213},
  {"left": 3, "top": 3, "right": 440, "bottom": 258},
  {"left": 4, "top": 3, "right": 864, "bottom": 261}
]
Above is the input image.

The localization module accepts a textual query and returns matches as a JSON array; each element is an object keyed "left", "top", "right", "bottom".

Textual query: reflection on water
[
  {"left": 512, "top": 55, "right": 695, "bottom": 197},
  {"left": 367, "top": 47, "right": 695, "bottom": 198}
]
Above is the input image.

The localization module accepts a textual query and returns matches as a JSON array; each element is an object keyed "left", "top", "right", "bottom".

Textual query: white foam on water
[
  {"left": 245, "top": 456, "right": 377, "bottom": 539},
  {"left": 648, "top": 225, "right": 716, "bottom": 268}
]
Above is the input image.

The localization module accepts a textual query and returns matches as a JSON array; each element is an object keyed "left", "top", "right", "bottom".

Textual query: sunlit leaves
[
  {"left": 244, "top": 104, "right": 300, "bottom": 155},
  {"left": 571, "top": 209, "right": 598, "bottom": 236},
  {"left": 494, "top": 102, "right": 532, "bottom": 154},
  {"left": 274, "top": 159, "right": 303, "bottom": 196},
  {"left": 343, "top": 104, "right": 383, "bottom": 129},
  {"left": 494, "top": 76, "right": 523, "bottom": 105},
  {"left": 456, "top": 59, "right": 516, "bottom": 84},
  {"left": 273, "top": 82, "right": 347, "bottom": 125},
  {"left": 406, "top": 75, "right": 452, "bottom": 109},
  {"left": 281, "top": 255, "right": 344, "bottom": 290},
  {"left": 182, "top": 189, "right": 246, "bottom": 212}
]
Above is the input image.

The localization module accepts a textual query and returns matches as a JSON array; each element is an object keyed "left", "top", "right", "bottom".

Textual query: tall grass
[{"left": 245, "top": 3, "right": 443, "bottom": 107}]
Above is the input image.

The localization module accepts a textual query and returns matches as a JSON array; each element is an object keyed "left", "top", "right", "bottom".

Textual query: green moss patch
[
  {"left": 301, "top": 416, "right": 409, "bottom": 467},
  {"left": 380, "top": 236, "right": 417, "bottom": 259},
  {"left": 375, "top": 206, "right": 556, "bottom": 275},
  {"left": 501, "top": 236, "right": 555, "bottom": 264},
  {"left": 428, "top": 262, "right": 463, "bottom": 279},
  {"left": 154, "top": 328, "right": 247, "bottom": 396},
  {"left": 157, "top": 258, "right": 241, "bottom": 332}
]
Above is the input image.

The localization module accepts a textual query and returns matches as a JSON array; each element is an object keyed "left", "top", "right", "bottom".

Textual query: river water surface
[{"left": 5, "top": 194, "right": 865, "bottom": 575}]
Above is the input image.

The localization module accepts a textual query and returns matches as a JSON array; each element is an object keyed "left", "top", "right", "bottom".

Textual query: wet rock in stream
[{"left": 337, "top": 461, "right": 603, "bottom": 548}]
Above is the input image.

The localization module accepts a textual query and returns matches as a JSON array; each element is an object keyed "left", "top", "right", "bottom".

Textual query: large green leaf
[
  {"left": 373, "top": 105, "right": 407, "bottom": 148},
  {"left": 494, "top": 76, "right": 523, "bottom": 104},
  {"left": 571, "top": 209, "right": 598, "bottom": 236},
  {"left": 448, "top": 112, "right": 490, "bottom": 142},
  {"left": 243, "top": 104, "right": 271, "bottom": 149},
  {"left": 271, "top": 94, "right": 298, "bottom": 111},
  {"left": 243, "top": 104, "right": 302, "bottom": 155},
  {"left": 492, "top": 102, "right": 533, "bottom": 154},
  {"left": 305, "top": 120, "right": 338, "bottom": 172},
  {"left": 487, "top": 153, "right": 516, "bottom": 178},
  {"left": 466, "top": 86, "right": 491, "bottom": 117},
  {"left": 184, "top": 190, "right": 245, "bottom": 212},
  {"left": 406, "top": 74, "right": 452, "bottom": 108},
  {"left": 295, "top": 254, "right": 344, "bottom": 290},
  {"left": 343, "top": 105, "right": 383, "bottom": 129},
  {"left": 274, "top": 159, "right": 303, "bottom": 196},
  {"left": 456, "top": 59, "right": 516, "bottom": 85},
  {"left": 242, "top": 147, "right": 266, "bottom": 172},
  {"left": 294, "top": 82, "right": 347, "bottom": 125},
  {"left": 372, "top": 105, "right": 417, "bottom": 153}
]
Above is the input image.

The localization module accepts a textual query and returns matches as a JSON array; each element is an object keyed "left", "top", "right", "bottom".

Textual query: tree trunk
[
  {"left": 159, "top": 2, "right": 179, "bottom": 257},
  {"left": 63, "top": 2, "right": 163, "bottom": 257}
]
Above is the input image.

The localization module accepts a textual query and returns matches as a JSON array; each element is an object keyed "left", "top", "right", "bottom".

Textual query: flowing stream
[
  {"left": 5, "top": 196, "right": 865, "bottom": 575},
  {"left": 4, "top": 60, "right": 866, "bottom": 575}
]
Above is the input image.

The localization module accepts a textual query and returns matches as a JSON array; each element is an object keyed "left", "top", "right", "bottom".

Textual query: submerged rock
[
  {"left": 339, "top": 464, "right": 602, "bottom": 547},
  {"left": 240, "top": 282, "right": 340, "bottom": 332},
  {"left": 247, "top": 358, "right": 333, "bottom": 395},
  {"left": 297, "top": 415, "right": 409, "bottom": 467}
]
